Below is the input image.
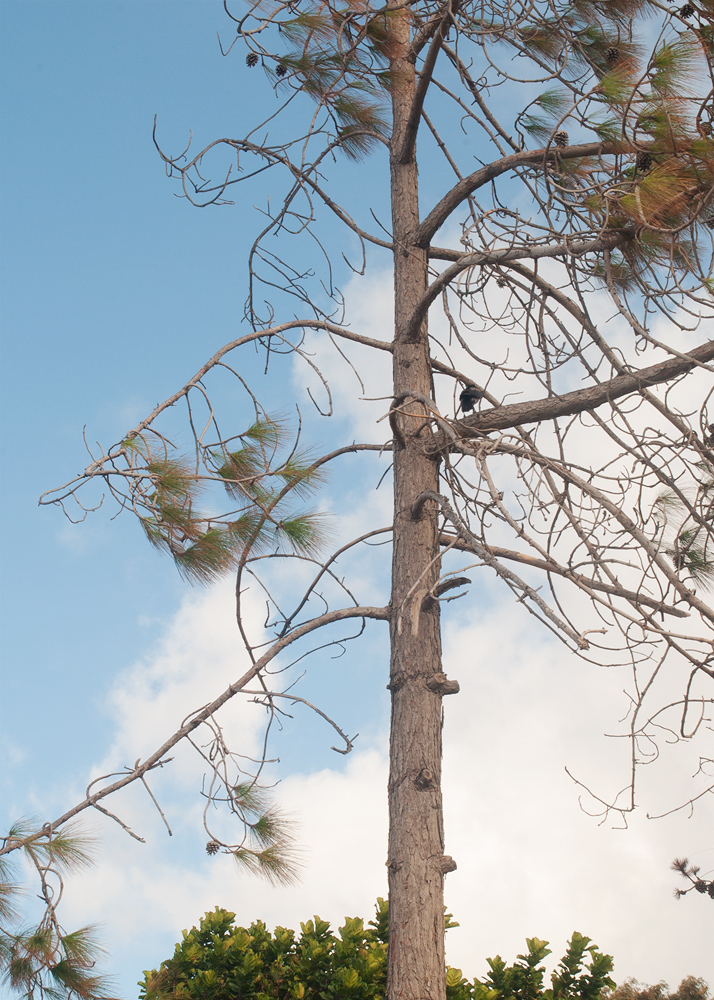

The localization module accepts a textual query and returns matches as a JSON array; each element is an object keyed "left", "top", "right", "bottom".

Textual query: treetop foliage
[
  {"left": 212, "top": 0, "right": 714, "bottom": 310},
  {"left": 604, "top": 976, "right": 711, "bottom": 1000}
]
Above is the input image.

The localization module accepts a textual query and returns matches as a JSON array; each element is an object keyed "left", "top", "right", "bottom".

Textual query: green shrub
[{"left": 139, "top": 900, "right": 616, "bottom": 1000}]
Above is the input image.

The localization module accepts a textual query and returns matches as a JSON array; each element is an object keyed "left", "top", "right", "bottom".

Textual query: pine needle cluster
[
  {"left": 671, "top": 857, "right": 714, "bottom": 898},
  {"left": 505, "top": 0, "right": 714, "bottom": 286},
  {"left": 123, "top": 417, "right": 327, "bottom": 584},
  {"left": 206, "top": 781, "right": 303, "bottom": 887},
  {"left": 241, "top": 0, "right": 394, "bottom": 157},
  {"left": 0, "top": 822, "right": 112, "bottom": 1000}
]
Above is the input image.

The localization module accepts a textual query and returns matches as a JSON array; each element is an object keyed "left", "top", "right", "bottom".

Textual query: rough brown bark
[{"left": 386, "top": 6, "right": 453, "bottom": 1000}]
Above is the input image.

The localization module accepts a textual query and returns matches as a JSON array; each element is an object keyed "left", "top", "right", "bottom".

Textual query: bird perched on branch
[{"left": 459, "top": 385, "right": 483, "bottom": 412}]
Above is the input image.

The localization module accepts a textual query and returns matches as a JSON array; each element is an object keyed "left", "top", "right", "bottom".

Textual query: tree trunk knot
[
  {"left": 426, "top": 672, "right": 460, "bottom": 695},
  {"left": 414, "top": 768, "right": 435, "bottom": 789},
  {"left": 438, "top": 855, "right": 457, "bottom": 874}
]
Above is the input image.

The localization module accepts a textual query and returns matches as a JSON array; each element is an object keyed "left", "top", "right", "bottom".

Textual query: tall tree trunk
[{"left": 387, "top": 7, "right": 451, "bottom": 1000}]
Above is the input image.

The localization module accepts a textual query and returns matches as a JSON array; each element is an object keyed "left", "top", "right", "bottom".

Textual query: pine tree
[{"left": 4, "top": 1, "right": 714, "bottom": 997}]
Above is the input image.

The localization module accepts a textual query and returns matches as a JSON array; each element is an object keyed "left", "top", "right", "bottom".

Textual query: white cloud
[
  {"left": 292, "top": 269, "right": 395, "bottom": 443},
  {"left": 61, "top": 748, "right": 390, "bottom": 998},
  {"left": 440, "top": 608, "right": 714, "bottom": 986},
  {"left": 36, "top": 261, "right": 714, "bottom": 1000},
  {"left": 93, "top": 581, "right": 265, "bottom": 778},
  {"left": 53, "top": 579, "right": 712, "bottom": 1000}
]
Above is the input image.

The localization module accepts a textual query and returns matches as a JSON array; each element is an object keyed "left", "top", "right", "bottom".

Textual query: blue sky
[
  {"left": 1, "top": 0, "right": 292, "bottom": 771},
  {"left": 1, "top": 0, "right": 392, "bottom": 828},
  {"left": 1, "top": 3, "right": 713, "bottom": 998}
]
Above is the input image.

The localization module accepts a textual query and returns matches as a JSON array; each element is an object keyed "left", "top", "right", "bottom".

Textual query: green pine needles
[
  {"left": 510, "top": 0, "right": 714, "bottom": 279},
  {"left": 124, "top": 416, "right": 328, "bottom": 584},
  {"left": 240, "top": 2, "right": 394, "bottom": 157},
  {"left": 212, "top": 782, "right": 303, "bottom": 888},
  {"left": 0, "top": 822, "right": 111, "bottom": 1000}
]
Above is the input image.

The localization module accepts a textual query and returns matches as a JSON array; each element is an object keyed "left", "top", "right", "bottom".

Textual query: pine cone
[
  {"left": 636, "top": 151, "right": 653, "bottom": 172},
  {"left": 275, "top": 63, "right": 288, "bottom": 77},
  {"left": 206, "top": 841, "right": 220, "bottom": 856},
  {"left": 606, "top": 46, "right": 620, "bottom": 65},
  {"left": 554, "top": 130, "right": 568, "bottom": 147},
  {"left": 698, "top": 120, "right": 713, "bottom": 136},
  {"left": 678, "top": 3, "right": 695, "bottom": 17},
  {"left": 246, "top": 53, "right": 259, "bottom": 67}
]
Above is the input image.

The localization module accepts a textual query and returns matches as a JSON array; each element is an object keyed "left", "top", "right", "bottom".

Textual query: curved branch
[
  {"left": 438, "top": 533, "right": 690, "bottom": 619},
  {"left": 429, "top": 339, "right": 714, "bottom": 441},
  {"left": 405, "top": 234, "right": 622, "bottom": 339},
  {"left": 156, "top": 125, "right": 393, "bottom": 249},
  {"left": 39, "top": 321, "right": 394, "bottom": 504},
  {"left": 242, "top": 690, "right": 357, "bottom": 754},
  {"left": 417, "top": 140, "right": 630, "bottom": 247},
  {"left": 414, "top": 490, "right": 589, "bottom": 648},
  {"left": 397, "top": 0, "right": 456, "bottom": 164},
  {"left": 0, "top": 604, "right": 389, "bottom": 858}
]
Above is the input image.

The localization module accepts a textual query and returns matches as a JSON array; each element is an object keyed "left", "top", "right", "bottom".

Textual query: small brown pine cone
[
  {"left": 678, "top": 3, "right": 695, "bottom": 16},
  {"left": 554, "top": 130, "right": 568, "bottom": 147},
  {"left": 636, "top": 151, "right": 653, "bottom": 172},
  {"left": 698, "top": 120, "right": 713, "bottom": 136},
  {"left": 206, "top": 841, "right": 220, "bottom": 856},
  {"left": 246, "top": 53, "right": 259, "bottom": 67},
  {"left": 275, "top": 63, "right": 288, "bottom": 77},
  {"left": 606, "top": 46, "right": 620, "bottom": 65}
]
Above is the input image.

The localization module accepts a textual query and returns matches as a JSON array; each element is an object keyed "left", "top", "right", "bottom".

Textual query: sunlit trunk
[{"left": 387, "top": 6, "right": 451, "bottom": 998}]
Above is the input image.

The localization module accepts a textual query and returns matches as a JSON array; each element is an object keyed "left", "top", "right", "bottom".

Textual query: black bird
[{"left": 459, "top": 385, "right": 483, "bottom": 412}]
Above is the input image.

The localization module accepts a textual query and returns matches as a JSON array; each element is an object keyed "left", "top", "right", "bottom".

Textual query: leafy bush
[{"left": 139, "top": 900, "right": 616, "bottom": 1000}]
